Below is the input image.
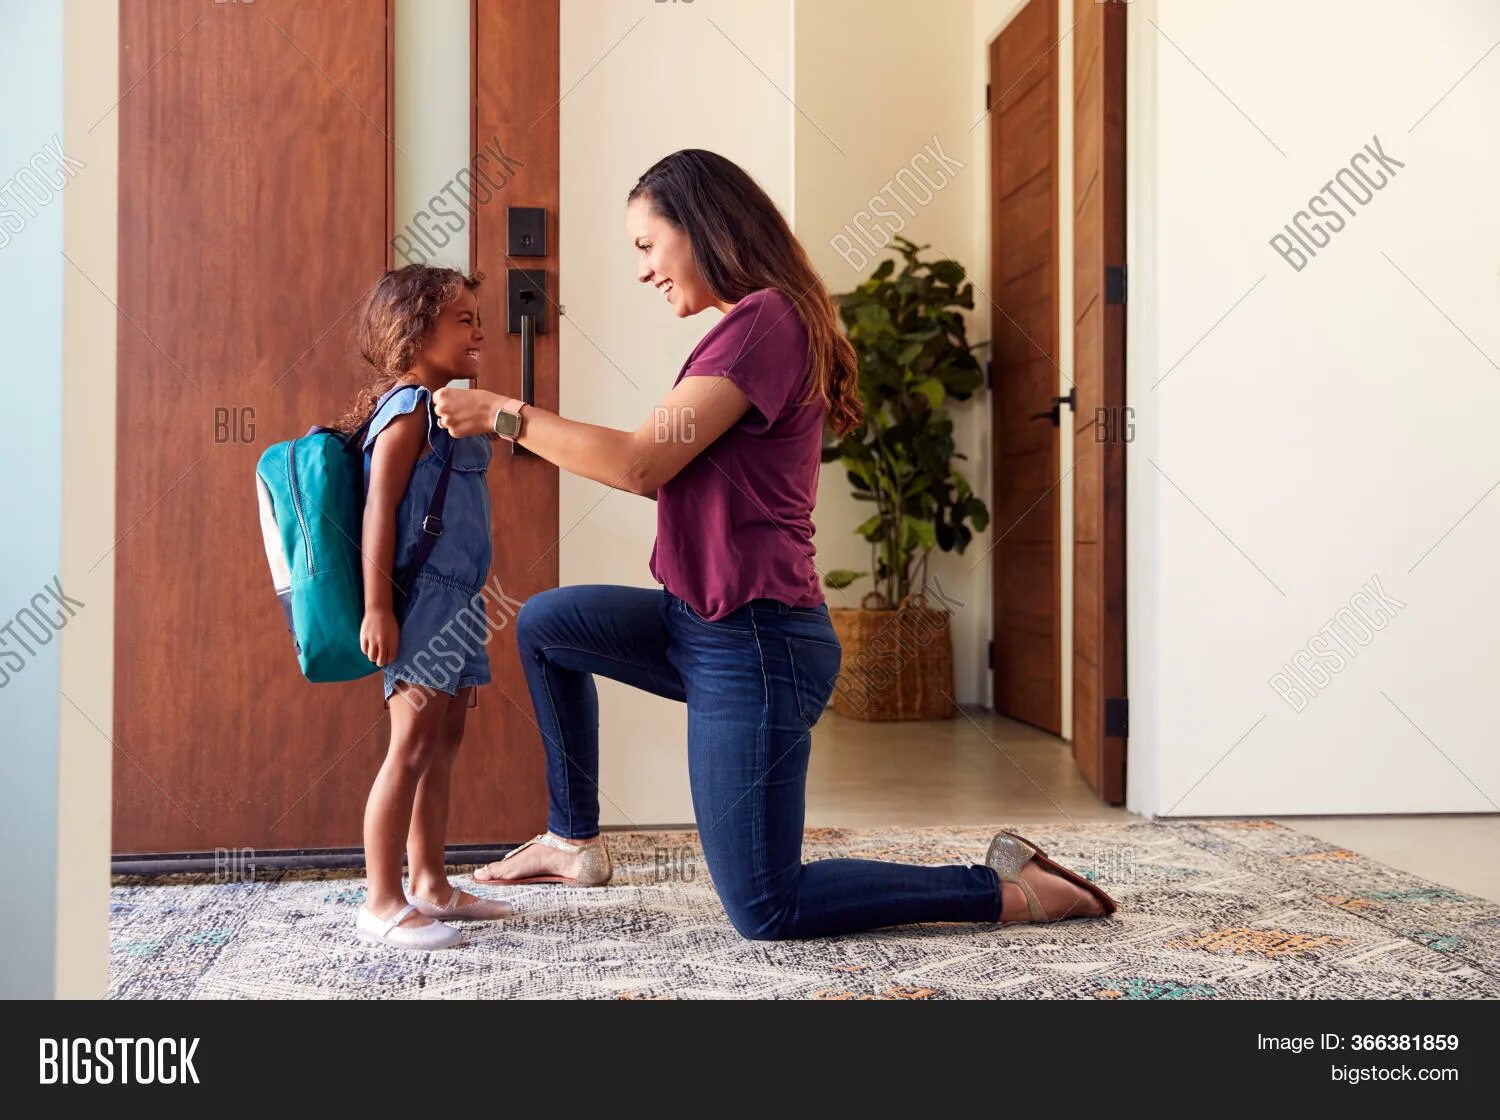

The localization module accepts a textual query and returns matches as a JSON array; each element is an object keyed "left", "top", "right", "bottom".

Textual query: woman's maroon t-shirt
[{"left": 648, "top": 288, "right": 826, "bottom": 621}]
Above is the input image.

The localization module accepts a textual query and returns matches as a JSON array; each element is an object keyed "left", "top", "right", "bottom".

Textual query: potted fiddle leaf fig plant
[{"left": 822, "top": 237, "right": 989, "bottom": 721}]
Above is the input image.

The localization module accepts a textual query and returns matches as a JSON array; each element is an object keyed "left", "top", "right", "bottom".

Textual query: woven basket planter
[{"left": 827, "top": 592, "right": 956, "bottom": 721}]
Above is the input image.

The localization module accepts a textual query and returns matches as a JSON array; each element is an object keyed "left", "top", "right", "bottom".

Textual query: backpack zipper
[{"left": 287, "top": 440, "right": 315, "bottom": 575}]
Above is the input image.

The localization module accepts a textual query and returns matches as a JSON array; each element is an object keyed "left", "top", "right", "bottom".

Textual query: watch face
[{"left": 494, "top": 408, "right": 521, "bottom": 438}]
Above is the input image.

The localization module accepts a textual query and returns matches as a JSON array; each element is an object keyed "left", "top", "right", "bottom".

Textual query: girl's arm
[
  {"left": 359, "top": 410, "right": 426, "bottom": 667},
  {"left": 432, "top": 377, "right": 753, "bottom": 499}
]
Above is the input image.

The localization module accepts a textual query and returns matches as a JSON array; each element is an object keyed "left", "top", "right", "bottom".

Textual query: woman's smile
[{"left": 628, "top": 194, "right": 733, "bottom": 319}]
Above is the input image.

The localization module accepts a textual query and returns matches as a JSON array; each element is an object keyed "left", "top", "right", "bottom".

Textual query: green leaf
[
  {"left": 932, "top": 260, "right": 965, "bottom": 286},
  {"left": 967, "top": 500, "right": 990, "bottom": 534},
  {"left": 912, "top": 378, "right": 945, "bottom": 409},
  {"left": 896, "top": 341, "right": 925, "bottom": 367},
  {"left": 855, "top": 302, "right": 893, "bottom": 333},
  {"left": 824, "top": 569, "right": 867, "bottom": 590},
  {"left": 903, "top": 516, "right": 937, "bottom": 550},
  {"left": 854, "top": 514, "right": 885, "bottom": 541}
]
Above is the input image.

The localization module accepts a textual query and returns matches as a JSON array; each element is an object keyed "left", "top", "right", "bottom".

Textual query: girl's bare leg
[
  {"left": 362, "top": 682, "right": 449, "bottom": 924},
  {"left": 406, "top": 688, "right": 485, "bottom": 906}
]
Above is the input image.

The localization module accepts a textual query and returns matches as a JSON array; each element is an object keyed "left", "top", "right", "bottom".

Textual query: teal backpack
[{"left": 255, "top": 387, "right": 453, "bottom": 682}]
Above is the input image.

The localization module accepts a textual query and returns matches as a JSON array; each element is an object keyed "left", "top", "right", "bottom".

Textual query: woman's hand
[
  {"left": 361, "top": 606, "right": 400, "bottom": 667},
  {"left": 433, "top": 386, "right": 503, "bottom": 439}
]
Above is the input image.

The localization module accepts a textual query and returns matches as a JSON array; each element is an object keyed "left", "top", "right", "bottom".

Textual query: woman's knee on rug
[{"left": 717, "top": 882, "right": 802, "bottom": 941}]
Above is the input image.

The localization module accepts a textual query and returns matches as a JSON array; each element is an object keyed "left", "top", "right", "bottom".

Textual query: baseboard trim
[
  {"left": 110, "top": 824, "right": 699, "bottom": 877},
  {"left": 112, "top": 843, "right": 514, "bottom": 877}
]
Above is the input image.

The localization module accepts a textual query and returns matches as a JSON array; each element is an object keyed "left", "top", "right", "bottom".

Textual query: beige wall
[
  {"left": 794, "top": 0, "right": 990, "bottom": 703},
  {"left": 58, "top": 0, "right": 117, "bottom": 999},
  {"left": 559, "top": 0, "right": 795, "bottom": 825}
]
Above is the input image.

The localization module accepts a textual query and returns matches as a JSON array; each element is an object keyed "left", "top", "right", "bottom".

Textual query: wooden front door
[
  {"left": 987, "top": 0, "right": 1062, "bottom": 736},
  {"left": 1070, "top": 0, "right": 1127, "bottom": 803},
  {"left": 114, "top": 0, "right": 555, "bottom": 853}
]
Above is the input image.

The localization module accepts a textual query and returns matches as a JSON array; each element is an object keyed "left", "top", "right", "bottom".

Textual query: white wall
[
  {"left": 1126, "top": 0, "right": 1500, "bottom": 815},
  {"left": 560, "top": 0, "right": 794, "bottom": 825}
]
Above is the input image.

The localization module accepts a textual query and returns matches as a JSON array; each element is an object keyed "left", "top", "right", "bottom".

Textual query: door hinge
[
  {"left": 985, "top": 83, "right": 992, "bottom": 112},
  {"left": 1105, "top": 264, "right": 1127, "bottom": 305},
  {"left": 987, "top": 640, "right": 994, "bottom": 670},
  {"left": 1104, "top": 697, "right": 1129, "bottom": 738}
]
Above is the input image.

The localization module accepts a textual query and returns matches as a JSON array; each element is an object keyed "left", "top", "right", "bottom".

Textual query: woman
[{"left": 433, "top": 149, "right": 1116, "bottom": 939}]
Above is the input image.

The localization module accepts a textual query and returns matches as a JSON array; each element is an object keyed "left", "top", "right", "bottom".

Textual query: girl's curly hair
[{"left": 334, "top": 264, "right": 483, "bottom": 433}]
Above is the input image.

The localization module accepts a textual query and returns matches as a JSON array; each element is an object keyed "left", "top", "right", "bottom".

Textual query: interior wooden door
[
  {"left": 988, "top": 0, "right": 1062, "bottom": 736},
  {"left": 1070, "top": 0, "right": 1126, "bottom": 803},
  {"left": 114, "top": 0, "right": 555, "bottom": 853}
]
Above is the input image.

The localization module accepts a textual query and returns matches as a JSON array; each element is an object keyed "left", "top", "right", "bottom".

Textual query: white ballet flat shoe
[
  {"left": 405, "top": 885, "right": 515, "bottom": 922},
  {"left": 356, "top": 903, "right": 464, "bottom": 950}
]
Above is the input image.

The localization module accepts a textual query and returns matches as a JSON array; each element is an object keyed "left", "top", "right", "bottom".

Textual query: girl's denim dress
[{"left": 362, "top": 385, "right": 493, "bottom": 701}]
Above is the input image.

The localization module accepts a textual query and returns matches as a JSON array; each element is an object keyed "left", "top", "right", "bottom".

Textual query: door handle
[
  {"left": 1029, "top": 388, "right": 1076, "bottom": 426},
  {"left": 505, "top": 206, "right": 549, "bottom": 459},
  {"left": 514, "top": 312, "right": 536, "bottom": 458},
  {"left": 507, "top": 266, "right": 547, "bottom": 459}
]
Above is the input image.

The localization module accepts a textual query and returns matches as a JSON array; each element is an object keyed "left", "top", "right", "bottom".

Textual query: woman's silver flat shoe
[
  {"left": 471, "top": 833, "right": 613, "bottom": 887},
  {"left": 985, "top": 830, "right": 1118, "bottom": 923}
]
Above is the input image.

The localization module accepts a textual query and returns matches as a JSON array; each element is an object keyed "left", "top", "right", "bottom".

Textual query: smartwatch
[{"left": 492, "top": 397, "right": 527, "bottom": 441}]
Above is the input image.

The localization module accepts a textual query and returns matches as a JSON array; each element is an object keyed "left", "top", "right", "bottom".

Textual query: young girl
[{"left": 338, "top": 265, "right": 512, "bottom": 950}]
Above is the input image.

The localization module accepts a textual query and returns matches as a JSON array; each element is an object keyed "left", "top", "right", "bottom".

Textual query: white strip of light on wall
[{"left": 393, "top": 0, "right": 474, "bottom": 283}]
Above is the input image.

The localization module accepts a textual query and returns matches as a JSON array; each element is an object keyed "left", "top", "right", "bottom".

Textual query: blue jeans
[{"left": 515, "top": 584, "right": 1002, "bottom": 940}]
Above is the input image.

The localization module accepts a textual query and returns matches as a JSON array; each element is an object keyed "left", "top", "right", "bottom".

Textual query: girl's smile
[{"left": 417, "top": 286, "right": 484, "bottom": 388}]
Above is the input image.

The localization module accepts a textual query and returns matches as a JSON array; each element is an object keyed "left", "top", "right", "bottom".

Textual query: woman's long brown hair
[
  {"left": 333, "top": 265, "right": 482, "bottom": 433},
  {"left": 628, "top": 150, "right": 863, "bottom": 436}
]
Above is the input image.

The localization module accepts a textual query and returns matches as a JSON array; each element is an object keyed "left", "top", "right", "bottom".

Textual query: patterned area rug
[{"left": 110, "top": 821, "right": 1500, "bottom": 999}]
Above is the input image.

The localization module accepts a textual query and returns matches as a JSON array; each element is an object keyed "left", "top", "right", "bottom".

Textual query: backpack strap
[
  {"left": 348, "top": 384, "right": 458, "bottom": 605},
  {"left": 394, "top": 426, "right": 455, "bottom": 603}
]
